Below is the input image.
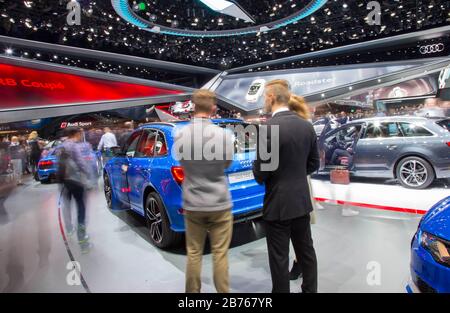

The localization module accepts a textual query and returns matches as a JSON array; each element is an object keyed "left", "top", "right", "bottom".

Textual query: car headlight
[{"left": 420, "top": 231, "right": 450, "bottom": 267}]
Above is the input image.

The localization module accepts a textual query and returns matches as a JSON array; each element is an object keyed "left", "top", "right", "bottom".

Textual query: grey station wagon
[{"left": 317, "top": 116, "right": 450, "bottom": 189}]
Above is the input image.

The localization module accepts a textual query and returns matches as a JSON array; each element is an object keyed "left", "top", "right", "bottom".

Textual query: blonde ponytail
[{"left": 289, "top": 94, "right": 310, "bottom": 120}]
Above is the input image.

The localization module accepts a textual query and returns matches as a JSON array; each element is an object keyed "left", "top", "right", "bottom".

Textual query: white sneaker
[{"left": 342, "top": 208, "right": 360, "bottom": 217}]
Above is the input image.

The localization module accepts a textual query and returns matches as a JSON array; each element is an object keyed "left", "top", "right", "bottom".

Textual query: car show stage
[
  {"left": 1, "top": 176, "right": 445, "bottom": 293},
  {"left": 310, "top": 176, "right": 449, "bottom": 215}
]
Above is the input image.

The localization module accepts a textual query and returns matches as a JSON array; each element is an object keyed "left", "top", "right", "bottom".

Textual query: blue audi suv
[
  {"left": 103, "top": 119, "right": 265, "bottom": 248},
  {"left": 408, "top": 196, "right": 450, "bottom": 293}
]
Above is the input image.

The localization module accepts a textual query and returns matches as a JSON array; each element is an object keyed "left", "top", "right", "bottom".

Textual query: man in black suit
[{"left": 253, "top": 80, "right": 320, "bottom": 293}]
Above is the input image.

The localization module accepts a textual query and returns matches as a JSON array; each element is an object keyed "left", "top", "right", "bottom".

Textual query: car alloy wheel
[
  {"left": 104, "top": 174, "right": 112, "bottom": 208},
  {"left": 399, "top": 160, "right": 428, "bottom": 187},
  {"left": 145, "top": 197, "right": 163, "bottom": 244}
]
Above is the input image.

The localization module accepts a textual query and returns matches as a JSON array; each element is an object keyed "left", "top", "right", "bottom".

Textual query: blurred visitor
[
  {"left": 175, "top": 90, "right": 234, "bottom": 293},
  {"left": 58, "top": 127, "right": 92, "bottom": 253},
  {"left": 118, "top": 121, "right": 135, "bottom": 148},
  {"left": 98, "top": 127, "right": 118, "bottom": 163},
  {"left": 28, "top": 131, "right": 42, "bottom": 181},
  {"left": 8, "top": 136, "right": 25, "bottom": 185},
  {"left": 19, "top": 138, "right": 31, "bottom": 175},
  {"left": 337, "top": 111, "right": 349, "bottom": 125}
]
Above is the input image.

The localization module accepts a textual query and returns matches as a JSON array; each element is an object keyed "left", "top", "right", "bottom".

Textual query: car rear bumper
[
  {"left": 169, "top": 193, "right": 265, "bottom": 233},
  {"left": 37, "top": 168, "right": 56, "bottom": 181}
]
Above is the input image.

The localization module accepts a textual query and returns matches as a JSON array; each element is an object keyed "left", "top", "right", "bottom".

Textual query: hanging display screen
[{"left": 0, "top": 63, "right": 183, "bottom": 110}]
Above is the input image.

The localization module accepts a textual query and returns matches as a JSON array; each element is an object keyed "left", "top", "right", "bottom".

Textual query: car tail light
[
  {"left": 447, "top": 142, "right": 450, "bottom": 147},
  {"left": 171, "top": 166, "right": 184, "bottom": 185},
  {"left": 39, "top": 160, "right": 54, "bottom": 169}
]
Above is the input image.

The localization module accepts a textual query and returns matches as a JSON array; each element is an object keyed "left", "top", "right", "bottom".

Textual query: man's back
[
  {"left": 255, "top": 111, "right": 320, "bottom": 221},
  {"left": 175, "top": 118, "right": 234, "bottom": 212}
]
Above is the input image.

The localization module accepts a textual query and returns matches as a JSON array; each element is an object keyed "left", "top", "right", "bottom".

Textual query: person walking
[
  {"left": 28, "top": 131, "right": 42, "bottom": 181},
  {"left": 58, "top": 127, "right": 91, "bottom": 253},
  {"left": 19, "top": 138, "right": 31, "bottom": 175},
  {"left": 174, "top": 90, "right": 234, "bottom": 293},
  {"left": 9, "top": 136, "right": 25, "bottom": 185},
  {"left": 253, "top": 80, "right": 320, "bottom": 293}
]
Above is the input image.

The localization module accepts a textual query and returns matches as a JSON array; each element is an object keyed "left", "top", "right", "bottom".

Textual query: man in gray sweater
[{"left": 174, "top": 89, "right": 234, "bottom": 293}]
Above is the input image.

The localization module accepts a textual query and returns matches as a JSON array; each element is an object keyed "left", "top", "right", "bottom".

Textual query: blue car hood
[{"left": 420, "top": 196, "right": 450, "bottom": 241}]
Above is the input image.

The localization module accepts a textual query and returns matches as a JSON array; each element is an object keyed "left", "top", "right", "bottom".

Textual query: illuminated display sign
[
  {"left": 0, "top": 63, "right": 183, "bottom": 110},
  {"left": 0, "top": 77, "right": 65, "bottom": 90},
  {"left": 214, "top": 63, "right": 420, "bottom": 111},
  {"left": 60, "top": 121, "right": 93, "bottom": 129}
]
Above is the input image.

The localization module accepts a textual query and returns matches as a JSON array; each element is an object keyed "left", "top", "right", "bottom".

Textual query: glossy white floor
[{"left": 0, "top": 175, "right": 447, "bottom": 293}]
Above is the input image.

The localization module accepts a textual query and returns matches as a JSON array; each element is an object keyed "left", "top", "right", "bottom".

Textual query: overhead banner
[
  {"left": 0, "top": 63, "right": 183, "bottom": 110},
  {"left": 213, "top": 63, "right": 421, "bottom": 111}
]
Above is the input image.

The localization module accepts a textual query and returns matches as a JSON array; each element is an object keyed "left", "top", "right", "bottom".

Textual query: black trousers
[
  {"left": 63, "top": 181, "right": 86, "bottom": 227},
  {"left": 265, "top": 214, "right": 318, "bottom": 293}
]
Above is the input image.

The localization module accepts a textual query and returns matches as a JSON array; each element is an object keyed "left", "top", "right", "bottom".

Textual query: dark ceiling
[{"left": 0, "top": 0, "right": 449, "bottom": 71}]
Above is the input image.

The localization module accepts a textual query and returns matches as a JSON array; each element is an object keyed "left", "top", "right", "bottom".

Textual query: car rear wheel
[
  {"left": 103, "top": 173, "right": 113, "bottom": 209},
  {"left": 145, "top": 192, "right": 182, "bottom": 249},
  {"left": 396, "top": 156, "right": 435, "bottom": 189}
]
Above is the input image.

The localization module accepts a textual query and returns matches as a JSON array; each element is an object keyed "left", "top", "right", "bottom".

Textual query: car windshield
[{"left": 216, "top": 122, "right": 257, "bottom": 153}]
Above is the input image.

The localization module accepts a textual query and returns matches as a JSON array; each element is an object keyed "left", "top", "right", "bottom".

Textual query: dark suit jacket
[{"left": 252, "top": 111, "right": 320, "bottom": 221}]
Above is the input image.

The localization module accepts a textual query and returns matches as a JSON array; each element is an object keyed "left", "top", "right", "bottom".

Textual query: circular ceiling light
[{"left": 111, "top": 0, "right": 328, "bottom": 38}]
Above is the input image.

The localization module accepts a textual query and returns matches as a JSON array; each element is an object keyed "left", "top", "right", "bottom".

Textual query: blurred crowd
[{"left": 0, "top": 131, "right": 46, "bottom": 184}]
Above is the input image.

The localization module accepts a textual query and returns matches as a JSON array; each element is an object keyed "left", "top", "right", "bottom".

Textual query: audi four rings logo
[{"left": 419, "top": 43, "right": 445, "bottom": 54}]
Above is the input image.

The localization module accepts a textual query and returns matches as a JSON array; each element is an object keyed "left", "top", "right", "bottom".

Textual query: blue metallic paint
[
  {"left": 409, "top": 196, "right": 450, "bottom": 293},
  {"left": 104, "top": 120, "right": 265, "bottom": 233}
]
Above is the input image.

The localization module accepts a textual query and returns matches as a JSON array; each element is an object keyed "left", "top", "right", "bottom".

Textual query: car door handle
[{"left": 387, "top": 145, "right": 397, "bottom": 150}]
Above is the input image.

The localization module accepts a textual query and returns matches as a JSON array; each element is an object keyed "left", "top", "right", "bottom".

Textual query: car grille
[{"left": 415, "top": 276, "right": 437, "bottom": 293}]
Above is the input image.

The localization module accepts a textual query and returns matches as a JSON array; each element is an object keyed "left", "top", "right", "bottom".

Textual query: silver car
[
  {"left": 318, "top": 116, "right": 450, "bottom": 189},
  {"left": 313, "top": 118, "right": 339, "bottom": 137}
]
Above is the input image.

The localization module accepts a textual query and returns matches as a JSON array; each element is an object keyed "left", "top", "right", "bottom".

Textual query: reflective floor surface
[{"left": 1, "top": 175, "right": 444, "bottom": 293}]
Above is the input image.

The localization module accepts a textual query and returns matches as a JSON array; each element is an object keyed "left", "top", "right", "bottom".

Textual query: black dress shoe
[{"left": 289, "top": 260, "right": 303, "bottom": 280}]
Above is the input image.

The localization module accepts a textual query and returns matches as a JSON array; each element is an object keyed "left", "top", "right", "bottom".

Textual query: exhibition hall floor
[{"left": 0, "top": 176, "right": 447, "bottom": 293}]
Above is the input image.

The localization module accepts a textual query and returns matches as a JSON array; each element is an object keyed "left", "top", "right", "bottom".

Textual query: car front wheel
[
  {"left": 396, "top": 156, "right": 435, "bottom": 189},
  {"left": 144, "top": 192, "right": 182, "bottom": 249},
  {"left": 103, "top": 173, "right": 113, "bottom": 209}
]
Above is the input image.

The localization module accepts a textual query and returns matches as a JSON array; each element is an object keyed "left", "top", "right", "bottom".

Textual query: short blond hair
[
  {"left": 265, "top": 80, "right": 291, "bottom": 104},
  {"left": 192, "top": 89, "right": 216, "bottom": 114},
  {"left": 266, "top": 79, "right": 290, "bottom": 90}
]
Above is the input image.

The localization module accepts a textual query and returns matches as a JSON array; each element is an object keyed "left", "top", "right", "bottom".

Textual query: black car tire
[
  {"left": 396, "top": 156, "right": 435, "bottom": 189},
  {"left": 103, "top": 173, "right": 113, "bottom": 209},
  {"left": 145, "top": 192, "right": 182, "bottom": 249}
]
